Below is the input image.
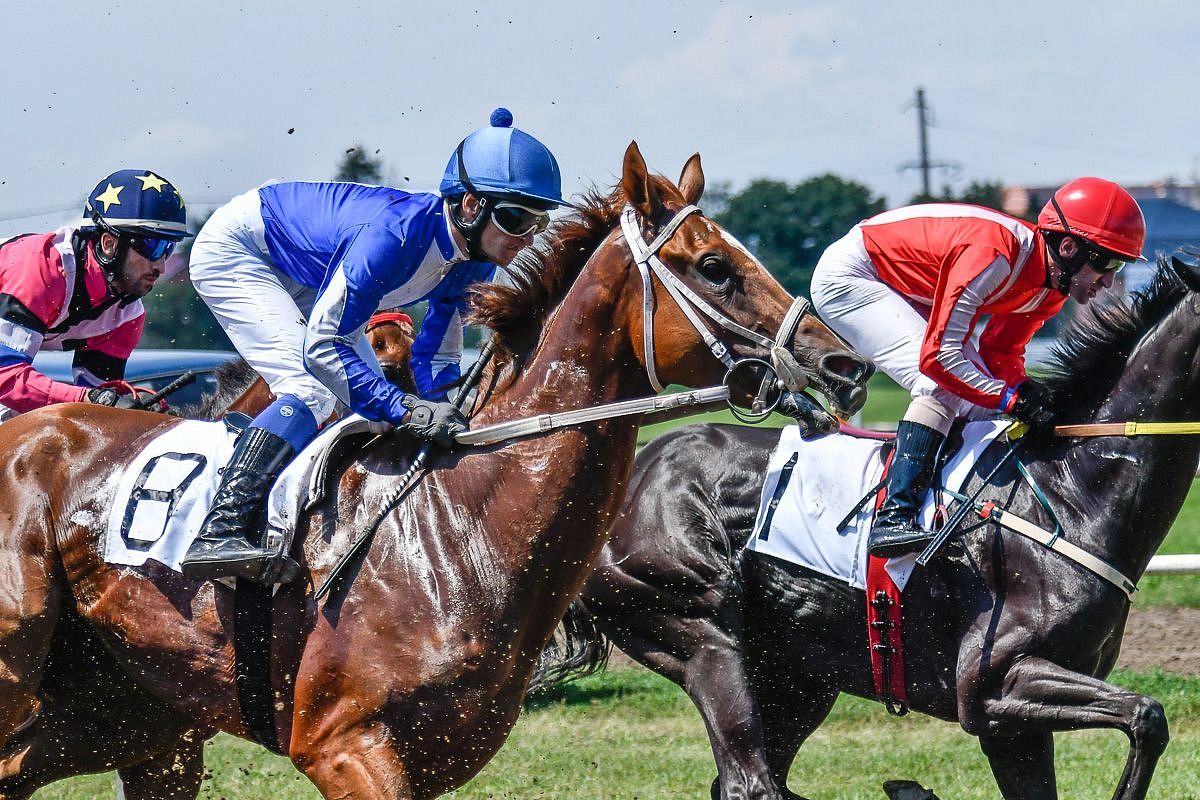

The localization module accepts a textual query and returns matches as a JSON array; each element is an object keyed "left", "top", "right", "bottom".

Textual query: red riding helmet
[{"left": 1037, "top": 177, "right": 1145, "bottom": 260}]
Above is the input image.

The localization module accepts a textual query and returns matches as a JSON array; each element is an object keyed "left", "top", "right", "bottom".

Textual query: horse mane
[
  {"left": 468, "top": 175, "right": 686, "bottom": 371},
  {"left": 1041, "top": 257, "right": 1187, "bottom": 418},
  {"left": 184, "top": 357, "right": 259, "bottom": 420}
]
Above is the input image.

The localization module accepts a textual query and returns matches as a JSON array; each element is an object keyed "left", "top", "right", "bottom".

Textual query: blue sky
[{"left": 3, "top": 1, "right": 1196, "bottom": 236}]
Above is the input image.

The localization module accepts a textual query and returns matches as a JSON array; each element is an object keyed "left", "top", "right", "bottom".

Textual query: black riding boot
[
  {"left": 869, "top": 420, "right": 946, "bottom": 558},
  {"left": 180, "top": 427, "right": 300, "bottom": 584}
]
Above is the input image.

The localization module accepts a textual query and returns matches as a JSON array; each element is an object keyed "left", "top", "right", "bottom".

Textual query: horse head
[{"left": 614, "top": 141, "right": 871, "bottom": 431}]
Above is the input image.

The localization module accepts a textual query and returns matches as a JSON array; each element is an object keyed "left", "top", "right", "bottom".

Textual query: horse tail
[{"left": 526, "top": 600, "right": 611, "bottom": 695}]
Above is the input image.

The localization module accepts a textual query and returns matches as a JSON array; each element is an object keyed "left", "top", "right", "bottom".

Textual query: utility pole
[
  {"left": 900, "top": 87, "right": 958, "bottom": 200},
  {"left": 914, "top": 88, "right": 932, "bottom": 197}
]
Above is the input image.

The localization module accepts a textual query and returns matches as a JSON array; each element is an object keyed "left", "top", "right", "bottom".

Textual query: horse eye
[{"left": 695, "top": 256, "right": 731, "bottom": 287}]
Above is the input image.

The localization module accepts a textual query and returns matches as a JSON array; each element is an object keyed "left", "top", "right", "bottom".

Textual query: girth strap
[
  {"left": 234, "top": 580, "right": 285, "bottom": 754},
  {"left": 944, "top": 489, "right": 1137, "bottom": 601}
]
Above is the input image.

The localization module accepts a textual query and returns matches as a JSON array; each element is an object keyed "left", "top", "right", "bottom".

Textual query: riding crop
[
  {"left": 132, "top": 371, "right": 197, "bottom": 411},
  {"left": 915, "top": 422, "right": 1026, "bottom": 567}
]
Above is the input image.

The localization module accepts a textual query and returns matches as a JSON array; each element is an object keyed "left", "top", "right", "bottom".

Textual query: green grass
[
  {"left": 34, "top": 668, "right": 1200, "bottom": 799},
  {"left": 31, "top": 376, "right": 1200, "bottom": 798}
]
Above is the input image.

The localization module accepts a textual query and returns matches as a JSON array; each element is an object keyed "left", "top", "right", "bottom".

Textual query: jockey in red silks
[
  {"left": 0, "top": 171, "right": 190, "bottom": 421},
  {"left": 811, "top": 178, "right": 1145, "bottom": 558}
]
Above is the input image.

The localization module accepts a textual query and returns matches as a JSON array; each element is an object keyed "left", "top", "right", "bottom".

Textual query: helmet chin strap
[
  {"left": 78, "top": 213, "right": 136, "bottom": 304},
  {"left": 1045, "top": 236, "right": 1087, "bottom": 294},
  {"left": 448, "top": 142, "right": 492, "bottom": 261}
]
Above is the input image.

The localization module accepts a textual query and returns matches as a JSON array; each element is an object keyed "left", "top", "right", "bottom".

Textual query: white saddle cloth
[
  {"left": 103, "top": 415, "right": 387, "bottom": 571},
  {"left": 745, "top": 420, "right": 1008, "bottom": 592}
]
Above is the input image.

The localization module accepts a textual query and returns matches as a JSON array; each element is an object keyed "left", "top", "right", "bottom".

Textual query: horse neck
[
  {"left": 465, "top": 235, "right": 650, "bottom": 610},
  {"left": 1041, "top": 305, "right": 1200, "bottom": 573}
]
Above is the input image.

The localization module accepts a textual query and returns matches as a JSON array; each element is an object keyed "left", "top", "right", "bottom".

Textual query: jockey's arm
[
  {"left": 410, "top": 296, "right": 463, "bottom": 401},
  {"left": 977, "top": 309, "right": 1056, "bottom": 389},
  {"left": 70, "top": 314, "right": 144, "bottom": 386},
  {"left": 0, "top": 280, "right": 87, "bottom": 413},
  {"left": 919, "top": 249, "right": 1017, "bottom": 410},
  {"left": 303, "top": 228, "right": 423, "bottom": 425},
  {"left": 410, "top": 263, "right": 495, "bottom": 401},
  {"left": 0, "top": 236, "right": 91, "bottom": 410}
]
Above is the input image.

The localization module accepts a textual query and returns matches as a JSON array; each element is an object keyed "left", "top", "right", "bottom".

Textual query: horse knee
[{"left": 1129, "top": 696, "right": 1169, "bottom": 754}]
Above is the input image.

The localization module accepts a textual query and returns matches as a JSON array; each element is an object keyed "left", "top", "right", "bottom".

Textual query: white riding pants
[
  {"left": 811, "top": 226, "right": 995, "bottom": 425},
  {"left": 189, "top": 187, "right": 381, "bottom": 421}
]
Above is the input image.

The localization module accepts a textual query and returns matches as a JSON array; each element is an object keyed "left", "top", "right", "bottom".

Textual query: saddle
[
  {"left": 103, "top": 415, "right": 390, "bottom": 575},
  {"left": 747, "top": 419, "right": 1006, "bottom": 717}
]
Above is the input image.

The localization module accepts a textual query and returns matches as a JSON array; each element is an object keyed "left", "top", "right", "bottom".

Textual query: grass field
[
  {"left": 32, "top": 374, "right": 1200, "bottom": 798},
  {"left": 38, "top": 668, "right": 1200, "bottom": 799}
]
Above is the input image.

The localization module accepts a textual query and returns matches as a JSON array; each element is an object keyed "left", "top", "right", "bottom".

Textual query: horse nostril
[{"left": 821, "top": 352, "right": 871, "bottom": 383}]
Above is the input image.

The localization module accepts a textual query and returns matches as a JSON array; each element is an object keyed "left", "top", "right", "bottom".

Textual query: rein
[
  {"left": 619, "top": 204, "right": 811, "bottom": 397},
  {"left": 455, "top": 385, "right": 729, "bottom": 446},
  {"left": 1055, "top": 421, "right": 1200, "bottom": 437}
]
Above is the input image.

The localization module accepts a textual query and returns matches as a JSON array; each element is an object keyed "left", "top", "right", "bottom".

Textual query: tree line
[{"left": 140, "top": 146, "right": 1003, "bottom": 349}]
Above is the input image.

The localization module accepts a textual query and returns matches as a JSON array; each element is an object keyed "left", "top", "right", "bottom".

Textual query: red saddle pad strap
[{"left": 865, "top": 450, "right": 909, "bottom": 712}]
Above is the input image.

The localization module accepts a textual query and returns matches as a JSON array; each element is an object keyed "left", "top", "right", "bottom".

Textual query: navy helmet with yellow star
[{"left": 81, "top": 169, "right": 190, "bottom": 241}]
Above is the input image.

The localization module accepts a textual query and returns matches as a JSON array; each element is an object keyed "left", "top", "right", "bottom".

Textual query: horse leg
[
  {"left": 115, "top": 738, "right": 205, "bottom": 800},
  {"left": 0, "top": 610, "right": 207, "bottom": 800},
  {"left": 604, "top": 616, "right": 784, "bottom": 800},
  {"left": 978, "top": 732, "right": 1055, "bottom": 799},
  {"left": 965, "top": 656, "right": 1167, "bottom": 800},
  {"left": 753, "top": 674, "right": 837, "bottom": 800},
  {"left": 0, "top": 560, "right": 60, "bottom": 744},
  {"left": 296, "top": 731, "right": 413, "bottom": 800}
]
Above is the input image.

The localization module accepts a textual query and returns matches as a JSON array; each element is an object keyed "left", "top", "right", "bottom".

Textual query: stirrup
[{"left": 182, "top": 546, "right": 301, "bottom": 585}]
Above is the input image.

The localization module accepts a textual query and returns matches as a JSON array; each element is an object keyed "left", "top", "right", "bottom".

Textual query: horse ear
[
  {"left": 1170, "top": 255, "right": 1200, "bottom": 293},
  {"left": 678, "top": 153, "right": 704, "bottom": 205},
  {"left": 621, "top": 141, "right": 661, "bottom": 219}
]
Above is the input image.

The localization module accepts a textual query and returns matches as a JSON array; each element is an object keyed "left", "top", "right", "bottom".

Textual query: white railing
[{"left": 1146, "top": 554, "right": 1200, "bottom": 575}]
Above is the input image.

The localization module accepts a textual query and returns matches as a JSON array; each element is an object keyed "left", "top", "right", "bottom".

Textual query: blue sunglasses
[{"left": 128, "top": 236, "right": 176, "bottom": 261}]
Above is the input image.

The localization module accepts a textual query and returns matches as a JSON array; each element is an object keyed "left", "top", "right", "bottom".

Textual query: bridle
[{"left": 619, "top": 204, "right": 812, "bottom": 403}]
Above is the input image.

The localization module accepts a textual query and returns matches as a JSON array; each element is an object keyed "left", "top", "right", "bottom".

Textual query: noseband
[{"left": 620, "top": 204, "right": 811, "bottom": 395}]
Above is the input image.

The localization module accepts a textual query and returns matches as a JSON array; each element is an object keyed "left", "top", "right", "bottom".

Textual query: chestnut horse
[
  {"left": 543, "top": 259, "right": 1200, "bottom": 800},
  {"left": 0, "top": 143, "right": 871, "bottom": 800}
]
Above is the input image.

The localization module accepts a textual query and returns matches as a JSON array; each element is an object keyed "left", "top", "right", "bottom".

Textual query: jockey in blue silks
[{"left": 181, "top": 108, "right": 566, "bottom": 584}]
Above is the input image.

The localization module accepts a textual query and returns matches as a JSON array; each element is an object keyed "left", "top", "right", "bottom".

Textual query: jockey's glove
[
  {"left": 397, "top": 394, "right": 469, "bottom": 448},
  {"left": 1010, "top": 379, "right": 1056, "bottom": 431},
  {"left": 85, "top": 387, "right": 141, "bottom": 410}
]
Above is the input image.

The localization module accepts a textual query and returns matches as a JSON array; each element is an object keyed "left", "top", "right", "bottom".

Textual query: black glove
[
  {"left": 397, "top": 394, "right": 468, "bottom": 448},
  {"left": 85, "top": 388, "right": 141, "bottom": 410},
  {"left": 777, "top": 390, "right": 838, "bottom": 440},
  {"left": 1010, "top": 379, "right": 1056, "bottom": 430}
]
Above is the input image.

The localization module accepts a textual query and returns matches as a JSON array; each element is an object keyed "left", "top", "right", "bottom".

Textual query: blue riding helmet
[
  {"left": 439, "top": 108, "right": 565, "bottom": 208},
  {"left": 80, "top": 169, "right": 191, "bottom": 240}
]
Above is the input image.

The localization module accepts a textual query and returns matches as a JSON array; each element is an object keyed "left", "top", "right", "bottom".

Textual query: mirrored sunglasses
[
  {"left": 490, "top": 202, "right": 551, "bottom": 238},
  {"left": 1086, "top": 248, "right": 1128, "bottom": 275},
  {"left": 128, "top": 236, "right": 176, "bottom": 261}
]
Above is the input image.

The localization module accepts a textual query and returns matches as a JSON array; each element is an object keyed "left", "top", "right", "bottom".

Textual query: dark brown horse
[
  {"left": 547, "top": 259, "right": 1200, "bottom": 800},
  {"left": 0, "top": 143, "right": 871, "bottom": 800}
]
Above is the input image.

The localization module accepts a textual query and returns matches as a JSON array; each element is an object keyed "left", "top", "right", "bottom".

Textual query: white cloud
[{"left": 619, "top": 4, "right": 847, "bottom": 105}]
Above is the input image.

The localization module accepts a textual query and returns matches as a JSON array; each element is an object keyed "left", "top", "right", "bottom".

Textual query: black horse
[{"left": 542, "top": 258, "right": 1200, "bottom": 800}]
